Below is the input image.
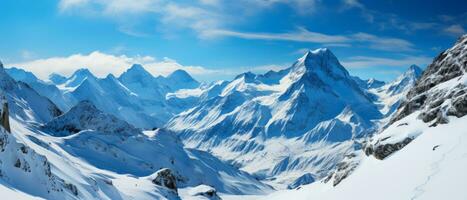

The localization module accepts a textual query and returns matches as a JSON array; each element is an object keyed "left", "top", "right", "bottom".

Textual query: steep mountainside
[
  {"left": 167, "top": 48, "right": 382, "bottom": 187},
  {"left": 0, "top": 62, "right": 61, "bottom": 123},
  {"left": 257, "top": 34, "right": 467, "bottom": 200}
]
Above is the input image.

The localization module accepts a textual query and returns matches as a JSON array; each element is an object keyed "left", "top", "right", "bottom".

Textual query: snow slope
[
  {"left": 0, "top": 63, "right": 61, "bottom": 123},
  {"left": 250, "top": 113, "right": 467, "bottom": 200}
]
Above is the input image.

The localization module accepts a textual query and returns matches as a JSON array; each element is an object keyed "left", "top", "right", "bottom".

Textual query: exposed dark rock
[
  {"left": 193, "top": 185, "right": 221, "bottom": 200},
  {"left": 0, "top": 97, "right": 10, "bottom": 133},
  {"left": 152, "top": 168, "right": 177, "bottom": 193},
  {"left": 64, "top": 182, "right": 79, "bottom": 196},
  {"left": 391, "top": 35, "right": 467, "bottom": 124},
  {"left": 365, "top": 137, "right": 413, "bottom": 160},
  {"left": 323, "top": 152, "right": 359, "bottom": 186}
]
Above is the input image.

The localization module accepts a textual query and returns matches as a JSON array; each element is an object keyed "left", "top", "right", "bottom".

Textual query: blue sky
[{"left": 0, "top": 0, "right": 466, "bottom": 82}]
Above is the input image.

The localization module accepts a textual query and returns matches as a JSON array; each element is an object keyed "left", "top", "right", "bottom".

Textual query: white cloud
[
  {"left": 203, "top": 27, "right": 350, "bottom": 43},
  {"left": 8, "top": 51, "right": 217, "bottom": 80},
  {"left": 351, "top": 32, "right": 415, "bottom": 52},
  {"left": 203, "top": 28, "right": 414, "bottom": 52},
  {"left": 443, "top": 25, "right": 466, "bottom": 37},
  {"left": 341, "top": 55, "right": 432, "bottom": 69}
]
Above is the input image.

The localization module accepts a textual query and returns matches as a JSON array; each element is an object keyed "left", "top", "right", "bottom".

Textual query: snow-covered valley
[{"left": 0, "top": 34, "right": 466, "bottom": 200}]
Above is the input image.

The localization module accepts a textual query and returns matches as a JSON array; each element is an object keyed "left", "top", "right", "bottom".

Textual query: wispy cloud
[
  {"left": 204, "top": 28, "right": 414, "bottom": 52},
  {"left": 341, "top": 55, "right": 433, "bottom": 69},
  {"left": 202, "top": 27, "right": 350, "bottom": 43},
  {"left": 443, "top": 25, "right": 466, "bottom": 37},
  {"left": 8, "top": 51, "right": 217, "bottom": 80}
]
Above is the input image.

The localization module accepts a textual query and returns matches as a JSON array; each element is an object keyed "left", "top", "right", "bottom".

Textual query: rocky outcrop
[
  {"left": 0, "top": 96, "right": 10, "bottom": 133},
  {"left": 151, "top": 168, "right": 177, "bottom": 194},
  {"left": 391, "top": 35, "right": 467, "bottom": 125},
  {"left": 323, "top": 152, "right": 360, "bottom": 186},
  {"left": 191, "top": 185, "right": 221, "bottom": 200},
  {"left": 364, "top": 137, "right": 413, "bottom": 160}
]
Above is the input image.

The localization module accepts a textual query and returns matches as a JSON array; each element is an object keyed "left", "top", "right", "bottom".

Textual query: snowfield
[{"left": 236, "top": 113, "right": 467, "bottom": 200}]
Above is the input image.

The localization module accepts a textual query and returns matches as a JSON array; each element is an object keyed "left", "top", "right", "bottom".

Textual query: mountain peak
[
  {"left": 120, "top": 64, "right": 153, "bottom": 80},
  {"left": 293, "top": 48, "right": 350, "bottom": 82},
  {"left": 49, "top": 73, "right": 67, "bottom": 84},
  {"left": 71, "top": 68, "right": 94, "bottom": 78},
  {"left": 167, "top": 69, "right": 196, "bottom": 82},
  {"left": 402, "top": 65, "right": 423, "bottom": 80},
  {"left": 43, "top": 100, "right": 140, "bottom": 136}
]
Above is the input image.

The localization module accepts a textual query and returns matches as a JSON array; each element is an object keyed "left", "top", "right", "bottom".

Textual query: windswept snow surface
[{"left": 242, "top": 113, "right": 467, "bottom": 200}]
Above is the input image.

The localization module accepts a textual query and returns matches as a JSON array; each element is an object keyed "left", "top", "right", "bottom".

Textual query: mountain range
[{"left": 0, "top": 34, "right": 465, "bottom": 199}]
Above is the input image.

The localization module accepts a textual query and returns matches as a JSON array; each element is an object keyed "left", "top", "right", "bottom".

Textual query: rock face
[
  {"left": 0, "top": 97, "right": 10, "bottom": 133},
  {"left": 323, "top": 152, "right": 360, "bottom": 186},
  {"left": 391, "top": 35, "right": 467, "bottom": 125},
  {"left": 191, "top": 185, "right": 221, "bottom": 200},
  {"left": 151, "top": 168, "right": 177, "bottom": 194},
  {"left": 364, "top": 137, "right": 413, "bottom": 160}
]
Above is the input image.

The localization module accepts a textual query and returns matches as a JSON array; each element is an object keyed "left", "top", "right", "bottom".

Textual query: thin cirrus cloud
[
  {"left": 9, "top": 51, "right": 219, "bottom": 80},
  {"left": 57, "top": 0, "right": 416, "bottom": 52},
  {"left": 204, "top": 28, "right": 415, "bottom": 52},
  {"left": 341, "top": 55, "right": 433, "bottom": 69}
]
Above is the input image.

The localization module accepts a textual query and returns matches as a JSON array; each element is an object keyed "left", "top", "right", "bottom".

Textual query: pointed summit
[
  {"left": 119, "top": 64, "right": 154, "bottom": 84},
  {"left": 294, "top": 48, "right": 349, "bottom": 78},
  {"left": 167, "top": 69, "right": 197, "bottom": 83},
  {"left": 406, "top": 64, "right": 423, "bottom": 77},
  {"left": 71, "top": 68, "right": 93, "bottom": 78},
  {"left": 43, "top": 100, "right": 140, "bottom": 136},
  {"left": 49, "top": 73, "right": 67, "bottom": 85}
]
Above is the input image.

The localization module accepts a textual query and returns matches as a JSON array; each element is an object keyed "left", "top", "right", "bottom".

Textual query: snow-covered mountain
[
  {"left": 256, "top": 34, "right": 467, "bottom": 200},
  {"left": 6, "top": 67, "right": 71, "bottom": 111},
  {"left": 167, "top": 48, "right": 383, "bottom": 187},
  {"left": 0, "top": 68, "right": 272, "bottom": 199},
  {"left": 1, "top": 34, "right": 465, "bottom": 199},
  {"left": 0, "top": 63, "right": 61, "bottom": 123},
  {"left": 368, "top": 65, "right": 423, "bottom": 117},
  {"left": 6, "top": 64, "right": 202, "bottom": 129}
]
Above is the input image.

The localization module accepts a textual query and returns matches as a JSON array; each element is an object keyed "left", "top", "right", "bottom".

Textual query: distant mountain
[
  {"left": 167, "top": 48, "right": 382, "bottom": 187},
  {"left": 6, "top": 67, "right": 71, "bottom": 111},
  {"left": 367, "top": 65, "right": 423, "bottom": 117},
  {"left": 7, "top": 64, "right": 203, "bottom": 129}
]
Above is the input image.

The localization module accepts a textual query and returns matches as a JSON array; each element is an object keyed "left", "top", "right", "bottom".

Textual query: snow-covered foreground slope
[
  {"left": 245, "top": 113, "right": 467, "bottom": 200},
  {"left": 12, "top": 100, "right": 271, "bottom": 198},
  {"left": 167, "top": 48, "right": 382, "bottom": 187}
]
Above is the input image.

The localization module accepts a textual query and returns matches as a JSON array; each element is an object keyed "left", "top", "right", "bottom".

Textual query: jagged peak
[
  {"left": 120, "top": 64, "right": 153, "bottom": 79},
  {"left": 167, "top": 69, "right": 197, "bottom": 82},
  {"left": 70, "top": 68, "right": 94, "bottom": 78}
]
